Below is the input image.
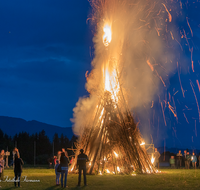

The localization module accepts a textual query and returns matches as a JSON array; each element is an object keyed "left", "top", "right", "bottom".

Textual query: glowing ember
[
  {"left": 151, "top": 156, "right": 155, "bottom": 164},
  {"left": 103, "top": 24, "right": 112, "bottom": 47},
  {"left": 117, "top": 166, "right": 120, "bottom": 172},
  {"left": 140, "top": 141, "right": 145, "bottom": 146},
  {"left": 113, "top": 151, "right": 118, "bottom": 158},
  {"left": 106, "top": 169, "right": 110, "bottom": 173}
]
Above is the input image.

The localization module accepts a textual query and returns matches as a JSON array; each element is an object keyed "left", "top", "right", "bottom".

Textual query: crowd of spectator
[{"left": 169, "top": 150, "right": 199, "bottom": 169}]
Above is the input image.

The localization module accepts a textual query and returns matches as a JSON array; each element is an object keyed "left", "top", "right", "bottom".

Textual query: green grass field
[{"left": 1, "top": 167, "right": 200, "bottom": 190}]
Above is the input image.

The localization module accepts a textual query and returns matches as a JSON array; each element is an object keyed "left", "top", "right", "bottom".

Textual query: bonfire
[{"left": 71, "top": 0, "right": 174, "bottom": 174}]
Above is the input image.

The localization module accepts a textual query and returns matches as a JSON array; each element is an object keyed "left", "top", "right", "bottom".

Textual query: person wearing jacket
[
  {"left": 14, "top": 153, "right": 24, "bottom": 187},
  {"left": 77, "top": 149, "right": 89, "bottom": 186},
  {"left": 191, "top": 152, "right": 197, "bottom": 169},
  {"left": 60, "top": 151, "right": 69, "bottom": 188}
]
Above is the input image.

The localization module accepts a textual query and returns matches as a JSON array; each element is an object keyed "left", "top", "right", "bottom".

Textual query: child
[
  {"left": 55, "top": 160, "right": 61, "bottom": 186},
  {"left": 169, "top": 156, "right": 175, "bottom": 168}
]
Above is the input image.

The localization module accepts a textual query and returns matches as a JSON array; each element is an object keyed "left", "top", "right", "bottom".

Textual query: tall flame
[{"left": 103, "top": 24, "right": 112, "bottom": 47}]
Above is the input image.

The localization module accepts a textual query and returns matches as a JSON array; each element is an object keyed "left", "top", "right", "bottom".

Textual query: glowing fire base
[{"left": 71, "top": 91, "right": 156, "bottom": 174}]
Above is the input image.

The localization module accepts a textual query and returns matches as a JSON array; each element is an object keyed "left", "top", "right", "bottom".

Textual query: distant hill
[{"left": 0, "top": 116, "right": 74, "bottom": 140}]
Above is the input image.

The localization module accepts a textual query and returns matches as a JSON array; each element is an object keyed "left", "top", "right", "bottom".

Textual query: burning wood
[{"left": 71, "top": 0, "right": 174, "bottom": 174}]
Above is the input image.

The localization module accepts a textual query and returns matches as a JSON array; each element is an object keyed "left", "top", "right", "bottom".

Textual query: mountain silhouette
[{"left": 0, "top": 116, "right": 73, "bottom": 140}]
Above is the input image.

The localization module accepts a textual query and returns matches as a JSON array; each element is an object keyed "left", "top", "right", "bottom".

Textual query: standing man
[
  {"left": 14, "top": 153, "right": 24, "bottom": 187},
  {"left": 198, "top": 154, "right": 200, "bottom": 168},
  {"left": 186, "top": 152, "right": 191, "bottom": 169},
  {"left": 183, "top": 150, "right": 187, "bottom": 169},
  {"left": 176, "top": 150, "right": 182, "bottom": 169},
  {"left": 77, "top": 149, "right": 89, "bottom": 186},
  {"left": 154, "top": 148, "right": 161, "bottom": 169}
]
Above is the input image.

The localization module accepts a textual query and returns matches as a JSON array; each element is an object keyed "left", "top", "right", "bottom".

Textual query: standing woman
[
  {"left": 0, "top": 150, "right": 5, "bottom": 180},
  {"left": 60, "top": 151, "right": 69, "bottom": 188},
  {"left": 12, "top": 148, "right": 20, "bottom": 168},
  {"left": 14, "top": 153, "right": 24, "bottom": 187}
]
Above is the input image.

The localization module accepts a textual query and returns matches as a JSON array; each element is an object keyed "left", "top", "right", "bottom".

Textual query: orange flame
[{"left": 103, "top": 24, "right": 112, "bottom": 46}]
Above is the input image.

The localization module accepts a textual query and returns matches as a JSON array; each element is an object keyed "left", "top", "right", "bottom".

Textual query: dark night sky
[
  {"left": 0, "top": 0, "right": 92, "bottom": 128},
  {"left": 0, "top": 0, "right": 200, "bottom": 149}
]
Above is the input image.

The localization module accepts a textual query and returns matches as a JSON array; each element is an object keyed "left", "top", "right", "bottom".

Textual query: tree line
[{"left": 0, "top": 129, "right": 77, "bottom": 165}]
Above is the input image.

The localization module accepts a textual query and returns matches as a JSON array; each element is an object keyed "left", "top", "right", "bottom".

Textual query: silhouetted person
[
  {"left": 186, "top": 152, "right": 191, "bottom": 169},
  {"left": 77, "top": 149, "right": 89, "bottom": 186},
  {"left": 154, "top": 148, "right": 160, "bottom": 169},
  {"left": 14, "top": 153, "right": 24, "bottom": 187},
  {"left": 47, "top": 157, "right": 54, "bottom": 169},
  {"left": 183, "top": 150, "right": 187, "bottom": 169},
  {"left": 176, "top": 150, "right": 182, "bottom": 168},
  {"left": 60, "top": 151, "right": 69, "bottom": 188}
]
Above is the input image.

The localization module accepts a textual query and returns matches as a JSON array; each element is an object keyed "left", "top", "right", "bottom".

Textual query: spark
[
  {"left": 168, "top": 102, "right": 177, "bottom": 118},
  {"left": 190, "top": 80, "right": 200, "bottom": 122},
  {"left": 151, "top": 101, "right": 154, "bottom": 108},
  {"left": 170, "top": 31, "right": 174, "bottom": 40},
  {"left": 160, "top": 101, "right": 167, "bottom": 126},
  {"left": 155, "top": 70, "right": 166, "bottom": 87},
  {"left": 147, "top": 60, "right": 154, "bottom": 71},
  {"left": 186, "top": 17, "right": 193, "bottom": 37},
  {"left": 177, "top": 62, "right": 185, "bottom": 98},
  {"left": 195, "top": 120, "right": 197, "bottom": 137},
  {"left": 162, "top": 3, "right": 172, "bottom": 22},
  {"left": 183, "top": 112, "right": 189, "bottom": 124},
  {"left": 196, "top": 80, "right": 200, "bottom": 92}
]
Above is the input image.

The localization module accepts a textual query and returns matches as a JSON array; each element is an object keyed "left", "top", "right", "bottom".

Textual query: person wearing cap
[{"left": 77, "top": 149, "right": 89, "bottom": 186}]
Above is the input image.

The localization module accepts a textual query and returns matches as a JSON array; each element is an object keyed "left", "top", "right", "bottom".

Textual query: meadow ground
[{"left": 0, "top": 167, "right": 200, "bottom": 190}]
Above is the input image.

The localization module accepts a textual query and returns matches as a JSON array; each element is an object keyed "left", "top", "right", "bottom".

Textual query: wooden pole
[{"left": 34, "top": 141, "right": 36, "bottom": 167}]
